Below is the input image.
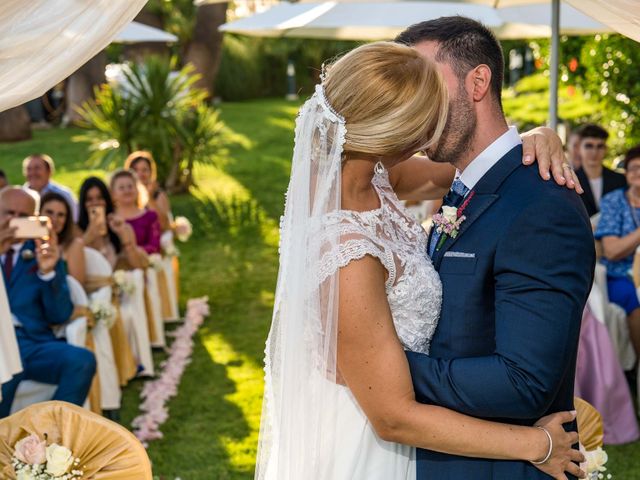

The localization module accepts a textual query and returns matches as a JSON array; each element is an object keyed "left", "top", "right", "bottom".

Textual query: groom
[{"left": 395, "top": 17, "right": 595, "bottom": 479}]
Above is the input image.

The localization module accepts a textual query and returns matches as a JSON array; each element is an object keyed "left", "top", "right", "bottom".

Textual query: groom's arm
[{"left": 407, "top": 193, "right": 595, "bottom": 418}]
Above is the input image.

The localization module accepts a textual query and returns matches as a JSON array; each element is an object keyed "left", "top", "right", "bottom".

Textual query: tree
[
  {"left": 0, "top": 106, "right": 31, "bottom": 142},
  {"left": 65, "top": 51, "right": 107, "bottom": 124}
]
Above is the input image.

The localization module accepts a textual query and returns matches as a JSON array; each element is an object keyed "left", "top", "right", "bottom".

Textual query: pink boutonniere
[{"left": 432, "top": 191, "right": 475, "bottom": 251}]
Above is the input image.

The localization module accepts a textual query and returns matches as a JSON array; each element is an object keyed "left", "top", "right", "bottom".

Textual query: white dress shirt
[{"left": 457, "top": 126, "right": 522, "bottom": 191}]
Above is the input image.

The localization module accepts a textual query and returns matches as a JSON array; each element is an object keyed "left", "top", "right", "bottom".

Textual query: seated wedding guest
[
  {"left": 40, "top": 192, "right": 85, "bottom": 285},
  {"left": 78, "top": 177, "right": 148, "bottom": 269},
  {"left": 0, "top": 170, "right": 8, "bottom": 189},
  {"left": 0, "top": 187, "right": 96, "bottom": 418},
  {"left": 111, "top": 170, "right": 161, "bottom": 255},
  {"left": 22, "top": 154, "right": 79, "bottom": 221},
  {"left": 567, "top": 129, "right": 582, "bottom": 171},
  {"left": 575, "top": 124, "right": 626, "bottom": 217},
  {"left": 124, "top": 151, "right": 173, "bottom": 232},
  {"left": 595, "top": 145, "right": 640, "bottom": 357}
]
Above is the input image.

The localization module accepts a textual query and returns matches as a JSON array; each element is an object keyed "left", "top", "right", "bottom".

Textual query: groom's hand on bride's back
[
  {"left": 521, "top": 127, "right": 584, "bottom": 194},
  {"left": 533, "top": 411, "right": 586, "bottom": 480}
]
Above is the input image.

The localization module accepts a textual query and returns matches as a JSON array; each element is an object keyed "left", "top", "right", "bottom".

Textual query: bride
[{"left": 256, "top": 41, "right": 585, "bottom": 480}]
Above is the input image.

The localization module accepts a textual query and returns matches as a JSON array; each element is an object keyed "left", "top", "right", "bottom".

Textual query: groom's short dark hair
[{"left": 395, "top": 16, "right": 504, "bottom": 110}]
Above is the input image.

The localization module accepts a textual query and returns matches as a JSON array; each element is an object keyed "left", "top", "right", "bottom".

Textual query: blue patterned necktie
[{"left": 429, "top": 178, "right": 469, "bottom": 256}]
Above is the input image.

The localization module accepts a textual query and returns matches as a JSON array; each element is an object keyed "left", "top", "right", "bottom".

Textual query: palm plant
[{"left": 74, "top": 55, "right": 226, "bottom": 192}]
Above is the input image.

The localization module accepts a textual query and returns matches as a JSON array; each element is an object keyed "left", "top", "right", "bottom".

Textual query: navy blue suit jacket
[
  {"left": 407, "top": 146, "right": 595, "bottom": 479},
  {"left": 4, "top": 241, "right": 73, "bottom": 343}
]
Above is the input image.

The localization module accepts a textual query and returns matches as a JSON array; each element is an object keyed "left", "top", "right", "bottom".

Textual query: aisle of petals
[{"left": 132, "top": 297, "right": 210, "bottom": 446}]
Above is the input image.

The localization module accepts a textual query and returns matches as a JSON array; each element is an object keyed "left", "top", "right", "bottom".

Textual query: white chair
[
  {"left": 10, "top": 276, "right": 88, "bottom": 414},
  {"left": 83, "top": 247, "right": 122, "bottom": 410},
  {"left": 119, "top": 269, "right": 154, "bottom": 376},
  {"left": 0, "top": 274, "right": 21, "bottom": 402},
  {"left": 160, "top": 231, "right": 180, "bottom": 321},
  {"left": 145, "top": 265, "right": 166, "bottom": 347},
  {"left": 590, "top": 263, "right": 637, "bottom": 371}
]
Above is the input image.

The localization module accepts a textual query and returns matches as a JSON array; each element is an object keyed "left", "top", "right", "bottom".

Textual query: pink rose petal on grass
[{"left": 132, "top": 296, "right": 209, "bottom": 444}]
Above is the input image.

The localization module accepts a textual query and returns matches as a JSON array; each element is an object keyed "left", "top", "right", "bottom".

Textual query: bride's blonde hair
[{"left": 323, "top": 41, "right": 448, "bottom": 160}]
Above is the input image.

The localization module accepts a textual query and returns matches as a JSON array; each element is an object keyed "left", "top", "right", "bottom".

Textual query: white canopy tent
[
  {"left": 220, "top": 0, "right": 614, "bottom": 127},
  {"left": 114, "top": 21, "right": 179, "bottom": 44},
  {"left": 220, "top": 1, "right": 608, "bottom": 40}
]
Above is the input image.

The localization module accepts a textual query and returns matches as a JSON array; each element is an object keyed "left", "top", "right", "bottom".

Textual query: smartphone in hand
[
  {"left": 89, "top": 205, "right": 107, "bottom": 236},
  {"left": 9, "top": 216, "right": 51, "bottom": 240}
]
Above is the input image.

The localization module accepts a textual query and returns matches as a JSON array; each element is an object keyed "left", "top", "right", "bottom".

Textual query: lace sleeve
[{"left": 316, "top": 213, "right": 396, "bottom": 289}]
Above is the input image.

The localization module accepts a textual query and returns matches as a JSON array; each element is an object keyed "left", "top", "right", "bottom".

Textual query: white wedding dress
[{"left": 314, "top": 163, "right": 443, "bottom": 479}]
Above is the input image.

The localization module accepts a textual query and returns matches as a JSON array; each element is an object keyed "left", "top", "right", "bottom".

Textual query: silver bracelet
[{"left": 531, "top": 426, "right": 553, "bottom": 465}]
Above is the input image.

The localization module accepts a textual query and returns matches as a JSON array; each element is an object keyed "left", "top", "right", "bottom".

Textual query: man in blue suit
[
  {"left": 395, "top": 18, "right": 595, "bottom": 479},
  {"left": 0, "top": 186, "right": 96, "bottom": 417}
]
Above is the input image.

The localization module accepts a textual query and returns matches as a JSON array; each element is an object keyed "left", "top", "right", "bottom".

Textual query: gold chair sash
[
  {"left": 575, "top": 397, "right": 604, "bottom": 450},
  {"left": 78, "top": 278, "right": 138, "bottom": 387},
  {"left": 172, "top": 256, "right": 180, "bottom": 300},
  {"left": 156, "top": 269, "right": 173, "bottom": 319},
  {"left": 143, "top": 288, "right": 159, "bottom": 345},
  {"left": 69, "top": 306, "right": 100, "bottom": 415},
  {"left": 0, "top": 401, "right": 152, "bottom": 479},
  {"left": 84, "top": 275, "right": 114, "bottom": 295},
  {"left": 109, "top": 299, "right": 138, "bottom": 387}
]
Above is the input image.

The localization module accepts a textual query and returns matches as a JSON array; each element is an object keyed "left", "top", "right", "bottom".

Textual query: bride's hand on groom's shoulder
[
  {"left": 521, "top": 127, "right": 584, "bottom": 194},
  {"left": 533, "top": 411, "right": 586, "bottom": 480}
]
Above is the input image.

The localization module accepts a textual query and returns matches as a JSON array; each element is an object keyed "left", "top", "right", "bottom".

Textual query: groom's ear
[{"left": 469, "top": 64, "right": 492, "bottom": 103}]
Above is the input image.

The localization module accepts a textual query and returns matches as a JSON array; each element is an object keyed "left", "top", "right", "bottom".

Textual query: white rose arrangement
[
  {"left": 148, "top": 253, "right": 164, "bottom": 272},
  {"left": 163, "top": 243, "right": 180, "bottom": 257},
  {"left": 173, "top": 216, "right": 192, "bottom": 242},
  {"left": 583, "top": 446, "right": 612, "bottom": 480},
  {"left": 90, "top": 298, "right": 117, "bottom": 329},
  {"left": 113, "top": 269, "right": 136, "bottom": 296},
  {"left": 11, "top": 434, "right": 83, "bottom": 479}
]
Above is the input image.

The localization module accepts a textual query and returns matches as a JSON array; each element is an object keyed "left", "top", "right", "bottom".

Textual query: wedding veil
[{"left": 255, "top": 84, "right": 347, "bottom": 479}]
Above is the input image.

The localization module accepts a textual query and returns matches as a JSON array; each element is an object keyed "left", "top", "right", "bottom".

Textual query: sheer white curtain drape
[
  {"left": 0, "top": 274, "right": 21, "bottom": 400},
  {"left": 0, "top": 0, "right": 147, "bottom": 112},
  {"left": 566, "top": 0, "right": 640, "bottom": 43}
]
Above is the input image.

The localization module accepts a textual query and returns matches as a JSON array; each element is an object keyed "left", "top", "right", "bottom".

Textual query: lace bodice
[{"left": 318, "top": 163, "right": 442, "bottom": 354}]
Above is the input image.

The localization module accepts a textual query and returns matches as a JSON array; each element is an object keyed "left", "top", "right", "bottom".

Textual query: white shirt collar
[{"left": 457, "top": 126, "right": 522, "bottom": 191}]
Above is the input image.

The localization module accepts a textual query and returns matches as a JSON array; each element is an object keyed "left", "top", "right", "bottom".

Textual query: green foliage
[
  {"left": 73, "top": 56, "right": 227, "bottom": 191},
  {"left": 503, "top": 73, "right": 600, "bottom": 130},
  {"left": 579, "top": 34, "right": 640, "bottom": 152},
  {"left": 214, "top": 35, "right": 361, "bottom": 100}
]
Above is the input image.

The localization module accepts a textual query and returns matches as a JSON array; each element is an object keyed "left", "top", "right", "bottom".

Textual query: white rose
[
  {"left": 16, "top": 470, "right": 36, "bottom": 480},
  {"left": 113, "top": 269, "right": 126, "bottom": 285},
  {"left": 585, "top": 447, "right": 608, "bottom": 473},
  {"left": 45, "top": 444, "right": 74, "bottom": 476},
  {"left": 441, "top": 206, "right": 459, "bottom": 223}
]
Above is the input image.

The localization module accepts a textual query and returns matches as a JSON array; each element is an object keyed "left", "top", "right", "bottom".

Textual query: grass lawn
[{"left": 1, "top": 98, "right": 639, "bottom": 479}]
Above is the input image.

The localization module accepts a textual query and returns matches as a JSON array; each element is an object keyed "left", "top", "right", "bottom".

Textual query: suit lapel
[
  {"left": 576, "top": 168, "right": 596, "bottom": 215},
  {"left": 9, "top": 241, "right": 35, "bottom": 287},
  {"left": 432, "top": 194, "right": 498, "bottom": 269},
  {"left": 432, "top": 145, "right": 523, "bottom": 270}
]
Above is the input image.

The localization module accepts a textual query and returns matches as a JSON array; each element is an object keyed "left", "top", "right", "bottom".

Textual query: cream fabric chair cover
[
  {"left": 119, "top": 269, "right": 154, "bottom": 376},
  {"left": 10, "top": 277, "right": 88, "bottom": 414},
  {"left": 145, "top": 267, "right": 166, "bottom": 347},
  {"left": 160, "top": 231, "right": 180, "bottom": 320},
  {"left": 84, "top": 248, "right": 122, "bottom": 410},
  {"left": 0, "top": 0, "right": 147, "bottom": 112},
  {"left": 0, "top": 401, "right": 152, "bottom": 479},
  {"left": 0, "top": 274, "right": 21, "bottom": 402}
]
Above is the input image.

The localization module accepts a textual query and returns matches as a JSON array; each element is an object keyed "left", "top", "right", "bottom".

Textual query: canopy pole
[{"left": 549, "top": 0, "right": 560, "bottom": 131}]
